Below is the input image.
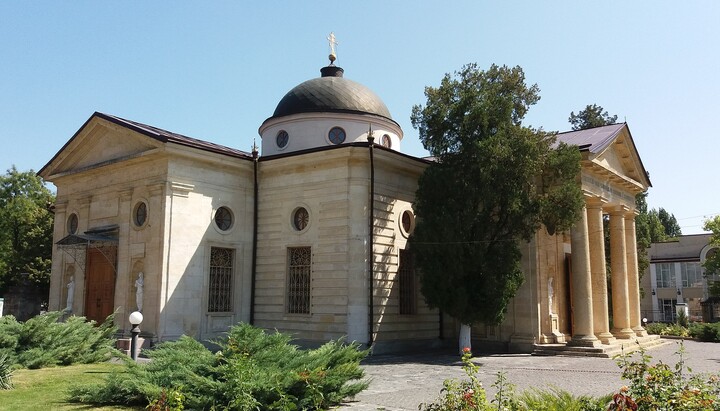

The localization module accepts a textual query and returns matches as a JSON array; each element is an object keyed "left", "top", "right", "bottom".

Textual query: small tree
[
  {"left": 410, "top": 64, "right": 584, "bottom": 352},
  {"left": 0, "top": 166, "right": 55, "bottom": 295},
  {"left": 568, "top": 104, "right": 618, "bottom": 131}
]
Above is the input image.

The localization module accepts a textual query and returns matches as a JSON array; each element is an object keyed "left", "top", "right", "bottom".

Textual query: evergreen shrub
[
  {"left": 689, "top": 322, "right": 720, "bottom": 342},
  {"left": 68, "top": 323, "right": 369, "bottom": 410},
  {"left": 0, "top": 311, "right": 118, "bottom": 369},
  {"left": 0, "top": 354, "right": 12, "bottom": 389}
]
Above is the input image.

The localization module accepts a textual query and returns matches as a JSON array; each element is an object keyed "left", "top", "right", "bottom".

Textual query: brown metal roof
[{"left": 97, "top": 112, "right": 252, "bottom": 159}]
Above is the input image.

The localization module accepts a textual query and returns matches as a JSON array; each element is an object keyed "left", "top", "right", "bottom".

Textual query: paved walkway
[{"left": 339, "top": 339, "right": 720, "bottom": 410}]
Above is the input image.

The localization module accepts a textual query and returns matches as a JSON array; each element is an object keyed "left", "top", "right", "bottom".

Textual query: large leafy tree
[
  {"left": 568, "top": 104, "right": 618, "bottom": 130},
  {"left": 410, "top": 64, "right": 584, "bottom": 349},
  {"left": 657, "top": 208, "right": 682, "bottom": 238},
  {"left": 0, "top": 166, "right": 55, "bottom": 294},
  {"left": 703, "top": 216, "right": 720, "bottom": 297}
]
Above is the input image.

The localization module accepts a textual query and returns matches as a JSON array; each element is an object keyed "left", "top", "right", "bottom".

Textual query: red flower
[{"left": 463, "top": 347, "right": 471, "bottom": 353}]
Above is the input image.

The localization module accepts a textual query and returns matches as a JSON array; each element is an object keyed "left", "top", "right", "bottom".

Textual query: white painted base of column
[{"left": 459, "top": 323, "right": 471, "bottom": 354}]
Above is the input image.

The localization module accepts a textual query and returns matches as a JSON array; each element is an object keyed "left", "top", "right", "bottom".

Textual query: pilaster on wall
[{"left": 609, "top": 206, "right": 634, "bottom": 339}]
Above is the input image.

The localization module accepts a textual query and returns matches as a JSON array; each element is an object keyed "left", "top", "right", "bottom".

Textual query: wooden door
[{"left": 84, "top": 248, "right": 115, "bottom": 324}]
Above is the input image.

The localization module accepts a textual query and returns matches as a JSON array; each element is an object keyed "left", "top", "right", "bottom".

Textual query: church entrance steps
[{"left": 532, "top": 335, "right": 667, "bottom": 358}]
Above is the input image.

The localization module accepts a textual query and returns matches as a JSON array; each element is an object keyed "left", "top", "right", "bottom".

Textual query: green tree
[
  {"left": 568, "top": 104, "right": 618, "bottom": 130},
  {"left": 0, "top": 166, "right": 55, "bottom": 294},
  {"left": 658, "top": 207, "right": 682, "bottom": 238},
  {"left": 410, "top": 64, "right": 584, "bottom": 351},
  {"left": 703, "top": 216, "right": 720, "bottom": 297}
]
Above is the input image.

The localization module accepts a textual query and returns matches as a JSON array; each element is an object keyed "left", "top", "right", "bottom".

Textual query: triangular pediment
[
  {"left": 590, "top": 126, "right": 650, "bottom": 189},
  {"left": 557, "top": 123, "right": 651, "bottom": 191},
  {"left": 39, "top": 113, "right": 163, "bottom": 180}
]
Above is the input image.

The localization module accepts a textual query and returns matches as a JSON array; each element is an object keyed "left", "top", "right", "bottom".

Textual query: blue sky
[{"left": 1, "top": 1, "right": 717, "bottom": 234}]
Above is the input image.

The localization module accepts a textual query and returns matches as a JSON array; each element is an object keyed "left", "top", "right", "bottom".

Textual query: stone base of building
[{"left": 532, "top": 334, "right": 665, "bottom": 358}]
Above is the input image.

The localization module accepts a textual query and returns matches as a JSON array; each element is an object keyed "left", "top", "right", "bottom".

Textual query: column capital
[
  {"left": 585, "top": 196, "right": 609, "bottom": 209},
  {"left": 608, "top": 205, "right": 630, "bottom": 216},
  {"left": 624, "top": 208, "right": 639, "bottom": 219}
]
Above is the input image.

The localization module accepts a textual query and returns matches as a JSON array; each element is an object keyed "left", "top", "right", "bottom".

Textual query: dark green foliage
[
  {"left": 0, "top": 311, "right": 118, "bottom": 369},
  {"left": 658, "top": 208, "right": 682, "bottom": 238},
  {"left": 68, "top": 322, "right": 369, "bottom": 410},
  {"left": 568, "top": 104, "right": 618, "bottom": 131},
  {"left": 410, "top": 63, "right": 583, "bottom": 326},
  {"left": 689, "top": 322, "right": 720, "bottom": 342},
  {"left": 703, "top": 217, "right": 720, "bottom": 289},
  {"left": 516, "top": 388, "right": 610, "bottom": 411},
  {"left": 0, "top": 166, "right": 55, "bottom": 294},
  {"left": 0, "top": 354, "right": 12, "bottom": 390}
]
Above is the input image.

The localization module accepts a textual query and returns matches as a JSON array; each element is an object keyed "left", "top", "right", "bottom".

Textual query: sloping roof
[
  {"left": 556, "top": 123, "right": 626, "bottom": 153},
  {"left": 39, "top": 112, "right": 251, "bottom": 177},
  {"left": 556, "top": 123, "right": 652, "bottom": 188},
  {"left": 96, "top": 113, "right": 251, "bottom": 159}
]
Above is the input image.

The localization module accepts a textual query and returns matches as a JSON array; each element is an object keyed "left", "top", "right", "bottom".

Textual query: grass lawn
[{"left": 0, "top": 362, "right": 143, "bottom": 411}]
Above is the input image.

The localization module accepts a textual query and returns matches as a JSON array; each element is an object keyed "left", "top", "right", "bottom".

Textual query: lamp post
[{"left": 128, "top": 311, "right": 143, "bottom": 361}]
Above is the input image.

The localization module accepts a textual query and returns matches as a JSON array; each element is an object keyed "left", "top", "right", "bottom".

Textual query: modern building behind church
[{"left": 39, "top": 56, "right": 653, "bottom": 354}]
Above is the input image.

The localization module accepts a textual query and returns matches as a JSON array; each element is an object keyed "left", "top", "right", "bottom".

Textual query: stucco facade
[{"left": 40, "top": 62, "right": 653, "bottom": 354}]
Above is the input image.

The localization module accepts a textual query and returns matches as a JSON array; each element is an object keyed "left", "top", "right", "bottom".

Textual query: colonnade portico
[{"left": 568, "top": 196, "right": 646, "bottom": 347}]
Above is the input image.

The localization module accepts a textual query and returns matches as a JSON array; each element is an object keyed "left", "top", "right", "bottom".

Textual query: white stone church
[{"left": 39, "top": 56, "right": 653, "bottom": 354}]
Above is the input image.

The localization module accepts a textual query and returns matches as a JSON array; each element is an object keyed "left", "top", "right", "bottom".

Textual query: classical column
[
  {"left": 587, "top": 198, "right": 615, "bottom": 344},
  {"left": 568, "top": 202, "right": 600, "bottom": 347},
  {"left": 625, "top": 211, "right": 647, "bottom": 337},
  {"left": 610, "top": 207, "right": 634, "bottom": 338}
]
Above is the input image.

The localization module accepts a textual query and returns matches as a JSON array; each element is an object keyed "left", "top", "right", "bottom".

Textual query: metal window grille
[
  {"left": 399, "top": 249, "right": 417, "bottom": 315},
  {"left": 208, "top": 247, "right": 233, "bottom": 312},
  {"left": 287, "top": 247, "right": 311, "bottom": 314}
]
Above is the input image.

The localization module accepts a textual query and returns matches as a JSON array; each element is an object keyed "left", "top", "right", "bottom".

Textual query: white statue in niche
[
  {"left": 548, "top": 277, "right": 554, "bottom": 314},
  {"left": 66, "top": 276, "right": 75, "bottom": 312},
  {"left": 135, "top": 272, "right": 144, "bottom": 312}
]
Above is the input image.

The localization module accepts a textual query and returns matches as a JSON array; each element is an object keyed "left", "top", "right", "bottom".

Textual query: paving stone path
[{"left": 338, "top": 339, "right": 720, "bottom": 410}]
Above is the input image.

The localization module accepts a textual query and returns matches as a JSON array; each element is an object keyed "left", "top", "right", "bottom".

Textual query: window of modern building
[
  {"left": 656, "top": 263, "right": 676, "bottom": 288},
  {"left": 67, "top": 213, "right": 78, "bottom": 234},
  {"left": 214, "top": 206, "right": 233, "bottom": 231},
  {"left": 659, "top": 298, "right": 677, "bottom": 322},
  {"left": 287, "top": 247, "right": 311, "bottom": 314},
  {"left": 208, "top": 247, "right": 233, "bottom": 312},
  {"left": 398, "top": 249, "right": 416, "bottom": 315},
  {"left": 681, "top": 262, "right": 703, "bottom": 288}
]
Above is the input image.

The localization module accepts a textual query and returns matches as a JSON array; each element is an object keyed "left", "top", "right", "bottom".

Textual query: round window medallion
[
  {"left": 133, "top": 202, "right": 147, "bottom": 227},
  {"left": 400, "top": 210, "right": 415, "bottom": 237},
  {"left": 276, "top": 130, "right": 289, "bottom": 148},
  {"left": 67, "top": 213, "right": 78, "bottom": 234},
  {"left": 215, "top": 206, "right": 233, "bottom": 231},
  {"left": 381, "top": 134, "right": 392, "bottom": 148},
  {"left": 328, "top": 127, "right": 346, "bottom": 145},
  {"left": 293, "top": 207, "right": 309, "bottom": 231}
]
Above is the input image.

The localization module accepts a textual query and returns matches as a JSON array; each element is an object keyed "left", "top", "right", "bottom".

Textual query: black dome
[{"left": 268, "top": 66, "right": 393, "bottom": 121}]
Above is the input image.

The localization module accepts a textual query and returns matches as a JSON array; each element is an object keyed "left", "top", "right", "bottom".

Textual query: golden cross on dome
[{"left": 327, "top": 32, "right": 339, "bottom": 63}]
